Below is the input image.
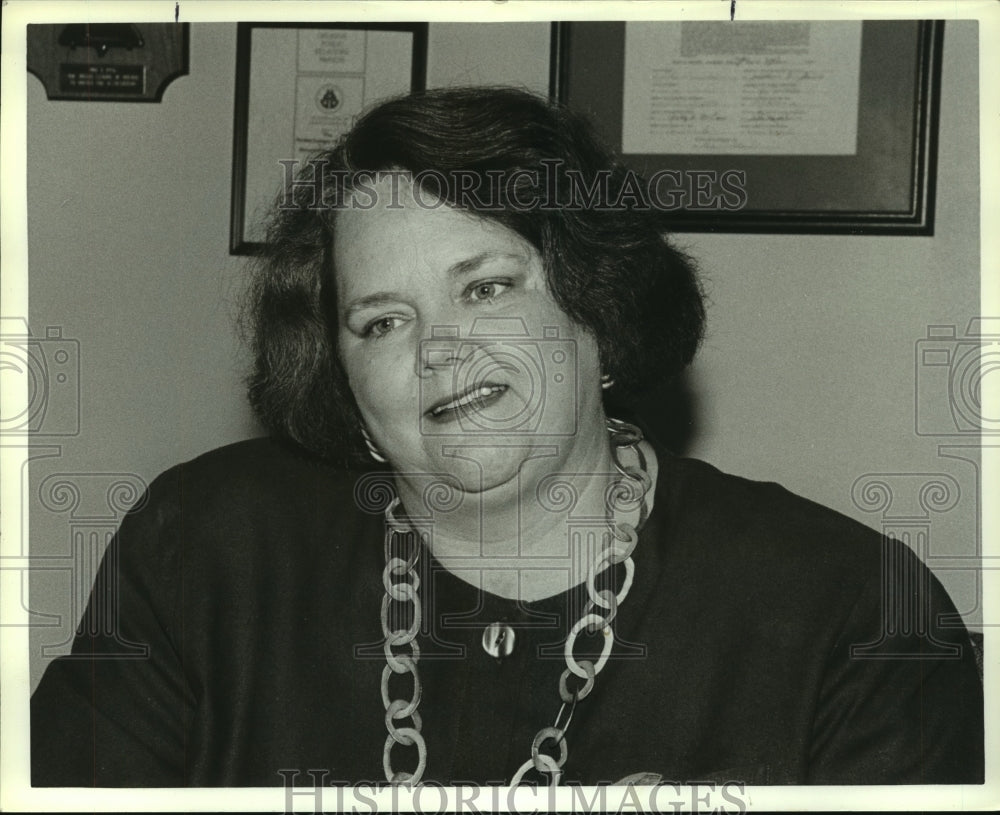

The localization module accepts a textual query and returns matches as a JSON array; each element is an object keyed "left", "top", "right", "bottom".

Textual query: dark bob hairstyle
[{"left": 243, "top": 86, "right": 705, "bottom": 463}]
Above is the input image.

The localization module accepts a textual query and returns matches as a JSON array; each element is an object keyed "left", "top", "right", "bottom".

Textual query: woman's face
[{"left": 334, "top": 175, "right": 606, "bottom": 492}]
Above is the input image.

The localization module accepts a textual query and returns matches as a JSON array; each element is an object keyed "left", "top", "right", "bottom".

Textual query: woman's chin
[{"left": 413, "top": 440, "right": 541, "bottom": 495}]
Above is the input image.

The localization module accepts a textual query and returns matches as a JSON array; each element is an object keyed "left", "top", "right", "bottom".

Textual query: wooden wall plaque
[{"left": 27, "top": 23, "right": 190, "bottom": 102}]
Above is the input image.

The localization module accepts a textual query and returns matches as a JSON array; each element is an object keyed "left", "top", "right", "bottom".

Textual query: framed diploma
[
  {"left": 551, "top": 20, "right": 944, "bottom": 235},
  {"left": 230, "top": 22, "right": 428, "bottom": 254}
]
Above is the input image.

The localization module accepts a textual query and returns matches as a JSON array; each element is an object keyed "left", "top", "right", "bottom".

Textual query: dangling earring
[
  {"left": 361, "top": 427, "right": 387, "bottom": 463},
  {"left": 600, "top": 373, "right": 615, "bottom": 390}
]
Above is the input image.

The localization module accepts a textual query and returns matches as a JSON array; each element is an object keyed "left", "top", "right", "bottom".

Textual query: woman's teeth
[{"left": 433, "top": 385, "right": 506, "bottom": 416}]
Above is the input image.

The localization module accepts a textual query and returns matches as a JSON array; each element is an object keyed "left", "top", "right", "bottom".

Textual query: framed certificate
[
  {"left": 551, "top": 20, "right": 944, "bottom": 235},
  {"left": 230, "top": 22, "right": 428, "bottom": 254}
]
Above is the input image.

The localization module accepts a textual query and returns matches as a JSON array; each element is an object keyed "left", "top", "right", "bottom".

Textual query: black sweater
[{"left": 31, "top": 437, "right": 984, "bottom": 785}]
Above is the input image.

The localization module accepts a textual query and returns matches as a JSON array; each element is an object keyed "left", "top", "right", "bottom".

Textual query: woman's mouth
[{"left": 426, "top": 383, "right": 509, "bottom": 421}]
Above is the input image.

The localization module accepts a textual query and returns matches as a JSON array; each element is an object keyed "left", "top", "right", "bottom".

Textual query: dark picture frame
[
  {"left": 551, "top": 20, "right": 944, "bottom": 235},
  {"left": 230, "top": 22, "right": 428, "bottom": 255}
]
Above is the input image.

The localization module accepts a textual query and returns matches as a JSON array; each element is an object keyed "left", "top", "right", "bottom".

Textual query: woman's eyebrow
[
  {"left": 446, "top": 251, "right": 524, "bottom": 277},
  {"left": 345, "top": 292, "right": 403, "bottom": 317}
]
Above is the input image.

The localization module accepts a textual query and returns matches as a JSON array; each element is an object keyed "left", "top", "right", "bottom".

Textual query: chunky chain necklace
[{"left": 379, "top": 418, "right": 653, "bottom": 785}]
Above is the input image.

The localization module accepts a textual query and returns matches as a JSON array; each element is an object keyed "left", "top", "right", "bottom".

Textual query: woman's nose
[
  {"left": 414, "top": 304, "right": 483, "bottom": 379},
  {"left": 418, "top": 324, "right": 466, "bottom": 376},
  {"left": 415, "top": 311, "right": 527, "bottom": 378}
]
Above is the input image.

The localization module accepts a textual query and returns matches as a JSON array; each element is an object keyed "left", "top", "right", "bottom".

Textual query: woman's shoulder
[
  {"left": 642, "top": 454, "right": 982, "bottom": 785},
  {"left": 653, "top": 451, "right": 888, "bottom": 581},
  {"left": 141, "top": 436, "right": 363, "bottom": 510},
  {"left": 110, "top": 437, "right": 387, "bottom": 588},
  {"left": 162, "top": 434, "right": 350, "bottom": 482},
  {"left": 659, "top": 452, "right": 877, "bottom": 535},
  {"left": 648, "top": 451, "right": 972, "bottom": 667}
]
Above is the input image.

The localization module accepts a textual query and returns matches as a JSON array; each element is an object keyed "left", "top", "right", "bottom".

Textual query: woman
[{"left": 31, "top": 87, "right": 982, "bottom": 786}]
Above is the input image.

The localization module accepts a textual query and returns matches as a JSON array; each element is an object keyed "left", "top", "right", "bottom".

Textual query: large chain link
[
  {"left": 380, "top": 497, "right": 427, "bottom": 784},
  {"left": 511, "top": 418, "right": 652, "bottom": 786},
  {"left": 379, "top": 419, "right": 651, "bottom": 786}
]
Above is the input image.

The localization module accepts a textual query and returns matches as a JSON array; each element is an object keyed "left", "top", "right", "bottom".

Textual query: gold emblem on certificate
[{"left": 294, "top": 30, "right": 367, "bottom": 161}]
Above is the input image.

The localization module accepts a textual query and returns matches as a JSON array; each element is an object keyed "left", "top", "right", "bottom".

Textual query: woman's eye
[
  {"left": 467, "top": 281, "right": 511, "bottom": 302},
  {"left": 363, "top": 316, "right": 402, "bottom": 338}
]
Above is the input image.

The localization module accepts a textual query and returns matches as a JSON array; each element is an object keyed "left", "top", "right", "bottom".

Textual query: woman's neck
[{"left": 392, "top": 426, "right": 658, "bottom": 601}]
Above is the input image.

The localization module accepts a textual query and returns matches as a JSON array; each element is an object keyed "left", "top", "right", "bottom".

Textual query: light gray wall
[{"left": 27, "top": 22, "right": 981, "bottom": 690}]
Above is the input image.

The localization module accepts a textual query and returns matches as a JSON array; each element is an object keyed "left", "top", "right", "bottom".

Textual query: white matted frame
[{"left": 229, "top": 21, "right": 428, "bottom": 255}]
